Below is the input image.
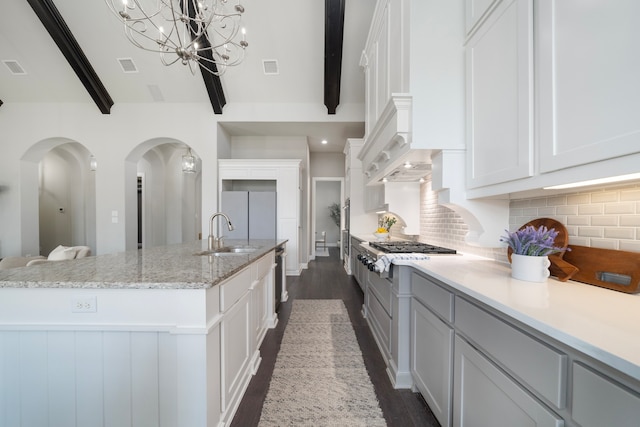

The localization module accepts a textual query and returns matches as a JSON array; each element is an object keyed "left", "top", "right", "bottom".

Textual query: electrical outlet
[{"left": 71, "top": 296, "right": 97, "bottom": 313}]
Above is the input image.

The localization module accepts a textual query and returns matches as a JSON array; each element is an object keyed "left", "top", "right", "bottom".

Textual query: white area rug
[{"left": 258, "top": 299, "right": 386, "bottom": 426}]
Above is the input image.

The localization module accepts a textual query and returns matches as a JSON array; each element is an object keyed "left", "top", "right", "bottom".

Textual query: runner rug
[{"left": 258, "top": 299, "right": 386, "bottom": 426}]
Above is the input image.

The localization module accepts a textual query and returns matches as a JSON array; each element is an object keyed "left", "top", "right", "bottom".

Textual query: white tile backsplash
[{"left": 418, "top": 177, "right": 640, "bottom": 262}]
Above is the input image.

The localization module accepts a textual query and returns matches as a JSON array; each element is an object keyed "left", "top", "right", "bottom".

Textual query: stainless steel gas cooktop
[{"left": 368, "top": 241, "right": 457, "bottom": 255}]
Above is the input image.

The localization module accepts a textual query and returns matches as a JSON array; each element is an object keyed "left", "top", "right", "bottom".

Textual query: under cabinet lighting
[{"left": 543, "top": 173, "right": 640, "bottom": 190}]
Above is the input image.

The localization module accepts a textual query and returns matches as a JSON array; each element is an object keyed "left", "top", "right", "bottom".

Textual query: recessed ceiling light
[
  {"left": 321, "top": 139, "right": 328, "bottom": 145},
  {"left": 404, "top": 161, "right": 412, "bottom": 169}
]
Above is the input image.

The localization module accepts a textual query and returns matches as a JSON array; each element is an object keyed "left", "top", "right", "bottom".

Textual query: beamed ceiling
[{"left": 0, "top": 0, "right": 375, "bottom": 152}]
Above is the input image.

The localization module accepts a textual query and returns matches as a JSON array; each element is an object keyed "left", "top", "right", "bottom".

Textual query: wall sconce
[
  {"left": 182, "top": 148, "right": 196, "bottom": 173},
  {"left": 89, "top": 155, "right": 97, "bottom": 171}
]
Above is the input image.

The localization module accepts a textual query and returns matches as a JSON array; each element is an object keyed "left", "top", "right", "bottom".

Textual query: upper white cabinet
[
  {"left": 465, "top": 0, "right": 534, "bottom": 189},
  {"left": 359, "top": 0, "right": 465, "bottom": 184},
  {"left": 465, "top": 0, "right": 640, "bottom": 197},
  {"left": 536, "top": 0, "right": 640, "bottom": 173}
]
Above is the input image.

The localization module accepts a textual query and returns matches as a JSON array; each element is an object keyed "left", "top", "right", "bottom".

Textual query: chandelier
[{"left": 105, "top": 0, "right": 248, "bottom": 76}]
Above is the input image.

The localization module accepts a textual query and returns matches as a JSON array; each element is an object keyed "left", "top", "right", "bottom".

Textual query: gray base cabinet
[
  {"left": 408, "top": 268, "right": 640, "bottom": 427},
  {"left": 411, "top": 299, "right": 454, "bottom": 427},
  {"left": 454, "top": 336, "right": 564, "bottom": 427}
]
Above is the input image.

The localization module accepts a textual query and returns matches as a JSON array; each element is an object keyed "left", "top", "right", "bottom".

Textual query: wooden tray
[{"left": 562, "top": 245, "right": 640, "bottom": 293}]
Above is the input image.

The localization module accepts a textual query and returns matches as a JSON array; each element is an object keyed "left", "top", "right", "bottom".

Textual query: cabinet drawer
[
  {"left": 572, "top": 363, "right": 640, "bottom": 427},
  {"left": 367, "top": 272, "right": 392, "bottom": 316},
  {"left": 454, "top": 335, "right": 564, "bottom": 427},
  {"left": 367, "top": 289, "right": 391, "bottom": 356},
  {"left": 220, "top": 267, "right": 252, "bottom": 312},
  {"left": 455, "top": 297, "right": 567, "bottom": 408},
  {"left": 255, "top": 252, "right": 274, "bottom": 280},
  {"left": 411, "top": 272, "right": 454, "bottom": 323}
]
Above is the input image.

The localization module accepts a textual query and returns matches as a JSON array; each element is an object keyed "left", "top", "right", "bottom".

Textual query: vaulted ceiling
[{"left": 0, "top": 0, "right": 375, "bottom": 152}]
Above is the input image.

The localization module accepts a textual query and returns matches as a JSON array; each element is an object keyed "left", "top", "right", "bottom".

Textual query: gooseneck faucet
[{"left": 209, "top": 212, "right": 235, "bottom": 250}]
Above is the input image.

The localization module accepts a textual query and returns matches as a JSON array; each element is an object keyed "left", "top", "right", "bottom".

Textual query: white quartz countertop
[
  {"left": 0, "top": 239, "right": 287, "bottom": 290},
  {"left": 405, "top": 253, "right": 640, "bottom": 382}
]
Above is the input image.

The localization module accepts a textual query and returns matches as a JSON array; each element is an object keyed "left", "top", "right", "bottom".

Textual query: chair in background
[{"left": 315, "top": 231, "right": 326, "bottom": 252}]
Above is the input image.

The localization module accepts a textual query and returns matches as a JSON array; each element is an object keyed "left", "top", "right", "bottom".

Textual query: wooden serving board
[{"left": 562, "top": 245, "right": 640, "bottom": 293}]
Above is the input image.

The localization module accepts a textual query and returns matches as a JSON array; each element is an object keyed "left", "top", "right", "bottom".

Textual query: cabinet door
[
  {"left": 453, "top": 336, "right": 563, "bottom": 427},
  {"left": 466, "top": 0, "right": 534, "bottom": 188},
  {"left": 220, "top": 292, "right": 251, "bottom": 413},
  {"left": 537, "top": 1, "right": 640, "bottom": 173},
  {"left": 411, "top": 299, "right": 454, "bottom": 427},
  {"left": 572, "top": 362, "right": 640, "bottom": 427}
]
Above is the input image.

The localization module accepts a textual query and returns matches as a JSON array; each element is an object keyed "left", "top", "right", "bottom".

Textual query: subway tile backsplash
[{"left": 419, "top": 177, "right": 640, "bottom": 263}]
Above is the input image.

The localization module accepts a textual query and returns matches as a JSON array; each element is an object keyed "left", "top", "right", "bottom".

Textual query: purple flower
[{"left": 500, "top": 225, "right": 569, "bottom": 256}]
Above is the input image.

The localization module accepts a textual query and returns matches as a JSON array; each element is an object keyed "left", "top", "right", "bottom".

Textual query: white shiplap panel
[
  {"left": 103, "top": 332, "right": 132, "bottom": 427},
  {"left": 75, "top": 332, "right": 104, "bottom": 427},
  {"left": 158, "top": 333, "right": 178, "bottom": 427},
  {"left": 176, "top": 334, "right": 207, "bottom": 427},
  {"left": 20, "top": 332, "right": 48, "bottom": 427},
  {"left": 131, "top": 332, "right": 160, "bottom": 427},
  {"left": 47, "top": 331, "right": 77, "bottom": 427},
  {"left": 0, "top": 332, "right": 22, "bottom": 426}
]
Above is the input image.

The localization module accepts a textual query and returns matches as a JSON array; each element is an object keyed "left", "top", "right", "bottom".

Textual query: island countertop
[{"left": 0, "top": 239, "right": 287, "bottom": 290}]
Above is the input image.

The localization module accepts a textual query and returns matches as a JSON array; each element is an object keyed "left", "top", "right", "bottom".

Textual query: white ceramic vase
[
  {"left": 373, "top": 232, "right": 389, "bottom": 241},
  {"left": 510, "top": 254, "right": 551, "bottom": 283}
]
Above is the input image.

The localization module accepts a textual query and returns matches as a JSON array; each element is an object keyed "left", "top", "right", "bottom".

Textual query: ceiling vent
[
  {"left": 3, "top": 60, "right": 26, "bottom": 75},
  {"left": 262, "top": 59, "right": 279, "bottom": 75},
  {"left": 118, "top": 58, "right": 138, "bottom": 73}
]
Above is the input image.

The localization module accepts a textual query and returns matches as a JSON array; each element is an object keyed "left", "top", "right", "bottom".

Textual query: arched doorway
[
  {"left": 125, "top": 140, "right": 202, "bottom": 250},
  {"left": 20, "top": 139, "right": 97, "bottom": 256}
]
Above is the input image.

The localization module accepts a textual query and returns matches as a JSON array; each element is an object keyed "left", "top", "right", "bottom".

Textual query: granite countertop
[
  {"left": 406, "top": 253, "right": 640, "bottom": 382},
  {"left": 0, "top": 239, "right": 286, "bottom": 290}
]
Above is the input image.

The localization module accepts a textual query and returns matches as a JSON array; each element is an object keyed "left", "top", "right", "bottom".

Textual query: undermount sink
[{"left": 194, "top": 246, "right": 258, "bottom": 256}]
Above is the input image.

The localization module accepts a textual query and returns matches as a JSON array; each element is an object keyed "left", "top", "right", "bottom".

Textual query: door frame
[{"left": 311, "top": 177, "right": 344, "bottom": 260}]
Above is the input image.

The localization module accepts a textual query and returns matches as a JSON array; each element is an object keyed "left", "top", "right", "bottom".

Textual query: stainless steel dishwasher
[{"left": 275, "top": 245, "right": 284, "bottom": 312}]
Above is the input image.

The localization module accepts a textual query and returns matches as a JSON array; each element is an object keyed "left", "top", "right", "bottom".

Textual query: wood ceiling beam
[
  {"left": 27, "top": 0, "right": 114, "bottom": 114},
  {"left": 182, "top": 1, "right": 226, "bottom": 114},
  {"left": 324, "top": 0, "right": 346, "bottom": 115}
]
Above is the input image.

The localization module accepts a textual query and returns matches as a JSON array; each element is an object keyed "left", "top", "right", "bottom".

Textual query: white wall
[
  {"left": 0, "top": 103, "right": 218, "bottom": 257},
  {"left": 310, "top": 152, "right": 345, "bottom": 177}
]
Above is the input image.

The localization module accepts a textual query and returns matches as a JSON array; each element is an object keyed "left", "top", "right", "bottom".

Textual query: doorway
[{"left": 311, "top": 177, "right": 344, "bottom": 259}]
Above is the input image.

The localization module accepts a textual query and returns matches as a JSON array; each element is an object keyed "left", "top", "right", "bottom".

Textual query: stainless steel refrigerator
[{"left": 220, "top": 191, "right": 277, "bottom": 240}]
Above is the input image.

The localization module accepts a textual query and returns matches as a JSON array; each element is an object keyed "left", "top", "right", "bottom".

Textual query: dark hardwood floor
[{"left": 230, "top": 248, "right": 441, "bottom": 427}]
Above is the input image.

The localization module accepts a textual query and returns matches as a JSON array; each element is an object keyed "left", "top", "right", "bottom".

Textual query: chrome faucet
[{"left": 209, "top": 212, "right": 235, "bottom": 250}]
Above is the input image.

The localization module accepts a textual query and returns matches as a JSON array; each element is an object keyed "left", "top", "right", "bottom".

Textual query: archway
[
  {"left": 125, "top": 139, "right": 202, "bottom": 250},
  {"left": 20, "top": 139, "right": 97, "bottom": 256}
]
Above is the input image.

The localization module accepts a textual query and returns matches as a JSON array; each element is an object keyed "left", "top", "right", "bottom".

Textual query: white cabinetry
[
  {"left": 465, "top": 1, "right": 640, "bottom": 198},
  {"left": 465, "top": 0, "right": 533, "bottom": 188},
  {"left": 344, "top": 140, "right": 377, "bottom": 235},
  {"left": 359, "top": 0, "right": 464, "bottom": 184},
  {"left": 537, "top": 1, "right": 640, "bottom": 173},
  {"left": 219, "top": 160, "right": 301, "bottom": 275},
  {"left": 411, "top": 273, "right": 454, "bottom": 427}
]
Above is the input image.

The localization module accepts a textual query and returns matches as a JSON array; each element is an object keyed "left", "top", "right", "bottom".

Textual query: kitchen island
[{"left": 0, "top": 239, "right": 286, "bottom": 427}]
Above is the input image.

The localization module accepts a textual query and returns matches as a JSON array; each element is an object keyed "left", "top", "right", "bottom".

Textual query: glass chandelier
[{"left": 105, "top": 0, "right": 248, "bottom": 76}]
